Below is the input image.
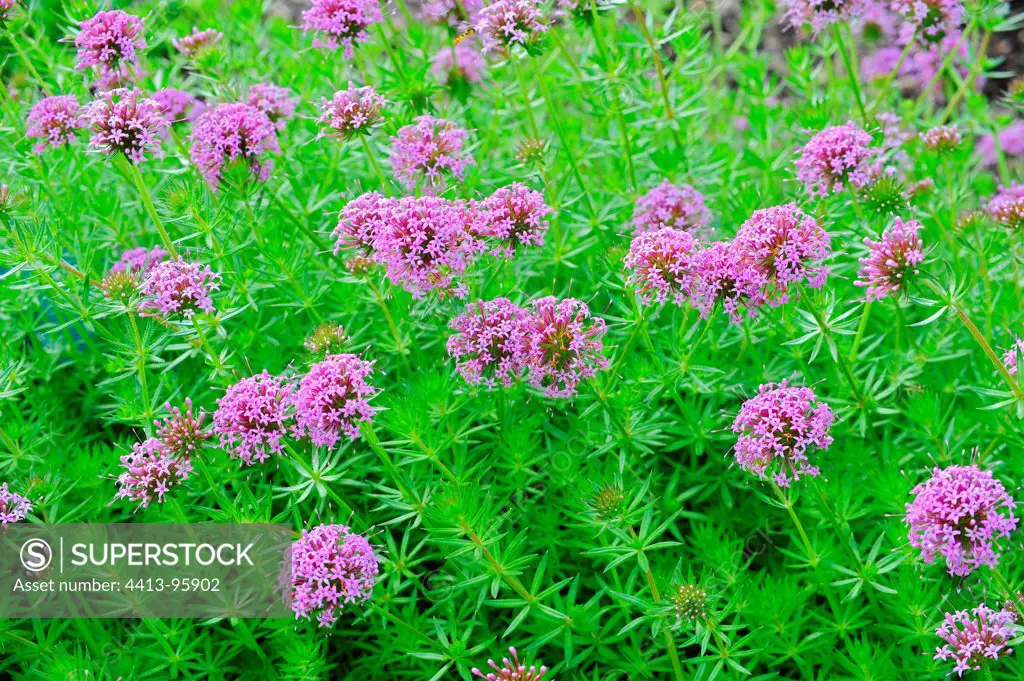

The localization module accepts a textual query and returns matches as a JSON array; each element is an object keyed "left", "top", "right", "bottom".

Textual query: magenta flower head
[
  {"left": 475, "top": 0, "right": 550, "bottom": 55},
  {"left": 139, "top": 257, "right": 220, "bottom": 319},
  {"left": 794, "top": 122, "right": 879, "bottom": 196},
  {"left": 689, "top": 241, "right": 770, "bottom": 324},
  {"left": 472, "top": 647, "right": 548, "bottom": 681},
  {"left": 783, "top": 0, "right": 864, "bottom": 34},
  {"left": 317, "top": 84, "right": 387, "bottom": 141},
  {"left": 523, "top": 296, "right": 608, "bottom": 399},
  {"left": 154, "top": 399, "right": 210, "bottom": 459},
  {"left": 979, "top": 122, "right": 1024, "bottom": 168},
  {"left": 83, "top": 88, "right": 167, "bottom": 165},
  {"left": 26, "top": 96, "right": 83, "bottom": 154},
  {"left": 986, "top": 183, "right": 1024, "bottom": 230},
  {"left": 332, "top": 191, "right": 396, "bottom": 256},
  {"left": 1002, "top": 335, "right": 1023, "bottom": 378},
  {"left": 447, "top": 298, "right": 530, "bottom": 389},
  {"left": 291, "top": 523, "right": 379, "bottom": 628},
  {"left": 0, "top": 482, "right": 31, "bottom": 525},
  {"left": 934, "top": 604, "right": 1018, "bottom": 677},
  {"left": 74, "top": 10, "right": 146, "bottom": 73},
  {"left": 477, "top": 183, "right": 551, "bottom": 257},
  {"left": 905, "top": 464, "right": 1018, "bottom": 576},
  {"left": 293, "top": 353, "right": 379, "bottom": 449},
  {"left": 152, "top": 88, "right": 204, "bottom": 126},
  {"left": 431, "top": 43, "right": 488, "bottom": 85},
  {"left": 854, "top": 217, "right": 924, "bottom": 300},
  {"left": 631, "top": 180, "right": 711, "bottom": 236},
  {"left": 733, "top": 203, "right": 831, "bottom": 305},
  {"left": 110, "top": 245, "right": 168, "bottom": 275},
  {"left": 189, "top": 103, "right": 280, "bottom": 190},
  {"left": 389, "top": 116, "right": 474, "bottom": 194},
  {"left": 891, "top": 0, "right": 963, "bottom": 46},
  {"left": 113, "top": 438, "right": 193, "bottom": 509},
  {"left": 624, "top": 227, "right": 697, "bottom": 306},
  {"left": 0, "top": 0, "right": 16, "bottom": 24},
  {"left": 172, "top": 27, "right": 223, "bottom": 57},
  {"left": 214, "top": 371, "right": 295, "bottom": 466},
  {"left": 731, "top": 380, "right": 835, "bottom": 488},
  {"left": 246, "top": 83, "right": 297, "bottom": 130},
  {"left": 373, "top": 196, "right": 484, "bottom": 298},
  {"left": 920, "top": 124, "right": 962, "bottom": 153},
  {"left": 301, "top": 0, "right": 384, "bottom": 57}
]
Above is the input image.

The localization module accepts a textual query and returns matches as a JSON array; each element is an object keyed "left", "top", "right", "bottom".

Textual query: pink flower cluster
[
  {"left": 139, "top": 257, "right": 221, "bottom": 319},
  {"left": 293, "top": 354, "right": 379, "bottom": 449},
  {"left": 291, "top": 523, "right": 379, "bottom": 628},
  {"left": 448, "top": 296, "right": 608, "bottom": 398},
  {"left": 110, "top": 245, "right": 168, "bottom": 275},
  {"left": 82, "top": 88, "right": 168, "bottom": 165},
  {"left": 424, "top": 0, "right": 484, "bottom": 24},
  {"left": 1003, "top": 335, "right": 1023, "bottom": 378},
  {"left": 934, "top": 604, "right": 1017, "bottom": 677},
  {"left": 731, "top": 380, "right": 835, "bottom": 487},
  {"left": 905, "top": 464, "right": 1018, "bottom": 576},
  {"left": 74, "top": 10, "right": 146, "bottom": 73},
  {"left": 189, "top": 102, "right": 280, "bottom": 190},
  {"left": 26, "top": 96, "right": 83, "bottom": 154},
  {"left": 172, "top": 27, "right": 223, "bottom": 57},
  {"left": 472, "top": 647, "right": 548, "bottom": 681},
  {"left": 623, "top": 227, "right": 697, "bottom": 306},
  {"left": 301, "top": 0, "right": 384, "bottom": 57},
  {"left": 891, "top": 0, "right": 964, "bottom": 47},
  {"left": 986, "top": 183, "right": 1024, "bottom": 230},
  {"left": 246, "top": 83, "right": 297, "bottom": 130},
  {"left": 475, "top": 0, "right": 549, "bottom": 54},
  {"left": 332, "top": 191, "right": 394, "bottom": 256},
  {"left": 688, "top": 241, "right": 771, "bottom": 323},
  {"left": 475, "top": 182, "right": 551, "bottom": 257},
  {"left": 979, "top": 122, "right": 1024, "bottom": 168},
  {"left": 783, "top": 0, "right": 863, "bottom": 34},
  {"left": 794, "top": 122, "right": 879, "bottom": 196},
  {"left": 389, "top": 116, "right": 474, "bottom": 194},
  {"left": 155, "top": 398, "right": 211, "bottom": 459},
  {"left": 631, "top": 180, "right": 711, "bottom": 236},
  {"left": 317, "top": 84, "right": 387, "bottom": 140},
  {"left": 854, "top": 217, "right": 924, "bottom": 300},
  {"left": 214, "top": 372, "right": 295, "bottom": 466},
  {"left": 431, "top": 43, "right": 488, "bottom": 85},
  {"left": 0, "top": 482, "right": 31, "bottom": 525},
  {"left": 113, "top": 437, "right": 194, "bottom": 509},
  {"left": 920, "top": 124, "right": 962, "bottom": 152},
  {"left": 0, "top": 0, "right": 15, "bottom": 24},
  {"left": 152, "top": 88, "right": 204, "bottom": 127}
]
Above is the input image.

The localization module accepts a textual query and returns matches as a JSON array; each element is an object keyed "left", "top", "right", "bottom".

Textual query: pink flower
[
  {"left": 0, "top": 482, "right": 31, "bottom": 525},
  {"left": 794, "top": 122, "right": 879, "bottom": 196},
  {"left": 891, "top": 0, "right": 964, "bottom": 47},
  {"left": 172, "top": 27, "right": 223, "bottom": 57},
  {"left": 424, "top": 0, "right": 484, "bottom": 24},
  {"left": 986, "top": 183, "right": 1024, "bottom": 230},
  {"left": 291, "top": 524, "right": 379, "bottom": 628},
  {"left": 110, "top": 246, "right": 168, "bottom": 275},
  {"left": 1002, "top": 335, "right": 1023, "bottom": 378},
  {"left": 854, "top": 217, "right": 924, "bottom": 300},
  {"left": 332, "top": 191, "right": 396, "bottom": 256},
  {"left": 189, "top": 103, "right": 280, "bottom": 190},
  {"left": 523, "top": 296, "right": 609, "bottom": 399},
  {"left": 475, "top": 0, "right": 549, "bottom": 54},
  {"left": 113, "top": 438, "right": 192, "bottom": 509},
  {"left": 389, "top": 116, "right": 474, "bottom": 194},
  {"left": 74, "top": 10, "right": 146, "bottom": 73},
  {"left": 731, "top": 380, "right": 835, "bottom": 487},
  {"left": 0, "top": 0, "right": 16, "bottom": 23},
  {"left": 733, "top": 203, "right": 831, "bottom": 305},
  {"left": 472, "top": 647, "right": 548, "bottom": 681},
  {"left": 978, "top": 122, "right": 1024, "bottom": 167},
  {"left": 152, "top": 88, "right": 205, "bottom": 127},
  {"left": 301, "top": 0, "right": 384, "bottom": 58},
  {"left": 317, "top": 84, "right": 387, "bottom": 140},
  {"left": 631, "top": 180, "right": 711, "bottom": 235},
  {"left": 447, "top": 298, "right": 531, "bottom": 388},
  {"left": 293, "top": 353, "right": 379, "bottom": 449},
  {"left": 139, "top": 257, "right": 220, "bottom": 319},
  {"left": 91, "top": 63, "right": 141, "bottom": 93},
  {"left": 920, "top": 124, "right": 962, "bottom": 152},
  {"left": 624, "top": 227, "right": 698, "bottom": 306},
  {"left": 934, "top": 604, "right": 1017, "bottom": 677},
  {"left": 906, "top": 464, "right": 1018, "bottom": 576},
  {"left": 372, "top": 196, "right": 484, "bottom": 297},
  {"left": 83, "top": 88, "right": 167, "bottom": 165},
  {"left": 246, "top": 83, "right": 297, "bottom": 130},
  {"left": 214, "top": 372, "right": 295, "bottom": 466},
  {"left": 431, "top": 43, "right": 488, "bottom": 85},
  {"left": 783, "top": 0, "right": 865, "bottom": 34},
  {"left": 26, "top": 96, "right": 83, "bottom": 154},
  {"left": 476, "top": 183, "right": 551, "bottom": 257},
  {"left": 154, "top": 399, "right": 210, "bottom": 459},
  {"left": 688, "top": 241, "right": 770, "bottom": 324}
]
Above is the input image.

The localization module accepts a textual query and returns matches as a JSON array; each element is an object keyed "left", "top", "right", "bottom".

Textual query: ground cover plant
[{"left": 1, "top": 0, "right": 1024, "bottom": 678}]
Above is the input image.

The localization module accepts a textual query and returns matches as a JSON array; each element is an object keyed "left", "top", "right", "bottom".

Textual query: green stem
[
  {"left": 848, "top": 302, "right": 871, "bottom": 363},
  {"left": 770, "top": 481, "right": 820, "bottom": 566},
  {"left": 375, "top": 24, "right": 408, "bottom": 87},
  {"left": 359, "top": 136, "right": 389, "bottom": 193},
  {"left": 514, "top": 60, "right": 541, "bottom": 138},
  {"left": 625, "top": 526, "right": 685, "bottom": 681},
  {"left": 126, "top": 313, "right": 153, "bottom": 429},
  {"left": 833, "top": 25, "right": 868, "bottom": 126},
  {"left": 867, "top": 33, "right": 917, "bottom": 114},
  {"left": 191, "top": 315, "right": 227, "bottom": 374},
  {"left": 125, "top": 160, "right": 178, "bottom": 258},
  {"left": 283, "top": 440, "right": 360, "bottom": 525},
  {"left": 366, "top": 278, "right": 410, "bottom": 370},
  {"left": 939, "top": 29, "right": 992, "bottom": 124}
]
